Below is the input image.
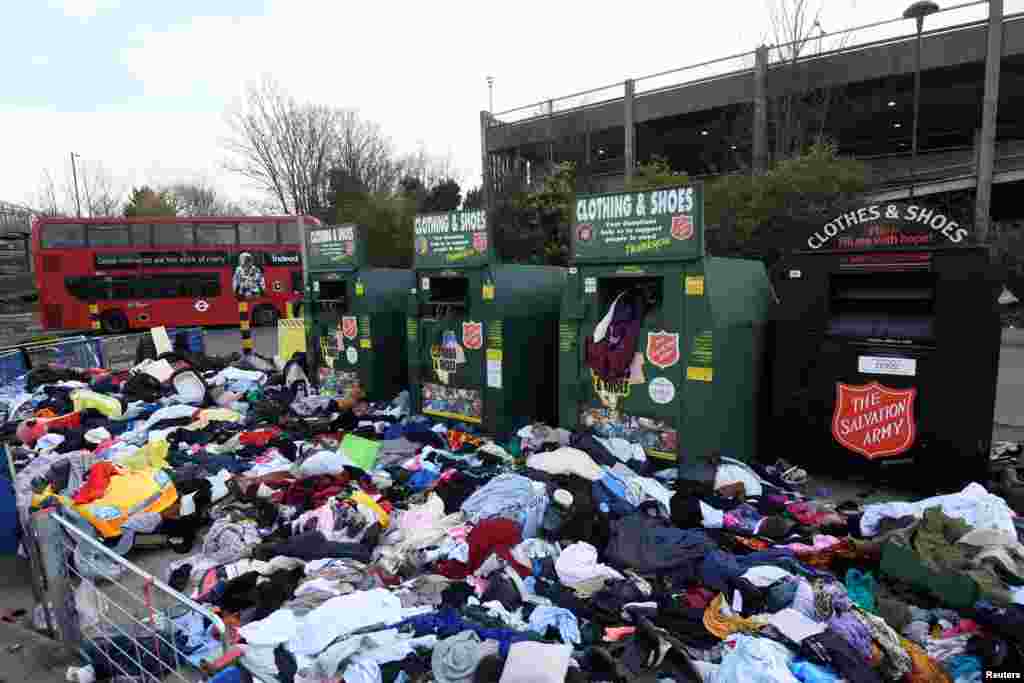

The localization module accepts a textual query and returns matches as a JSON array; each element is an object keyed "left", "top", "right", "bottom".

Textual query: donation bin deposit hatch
[
  {"left": 769, "top": 202, "right": 999, "bottom": 483},
  {"left": 304, "top": 223, "right": 414, "bottom": 402},
  {"left": 559, "top": 184, "right": 772, "bottom": 465},
  {"left": 407, "top": 209, "right": 566, "bottom": 439}
]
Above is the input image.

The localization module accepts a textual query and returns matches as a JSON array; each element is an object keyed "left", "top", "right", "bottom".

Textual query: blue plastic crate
[{"left": 0, "top": 350, "right": 28, "bottom": 385}]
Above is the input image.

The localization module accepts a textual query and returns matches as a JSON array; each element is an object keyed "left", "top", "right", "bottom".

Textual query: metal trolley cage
[
  {"left": 37, "top": 510, "right": 227, "bottom": 683},
  {"left": 0, "top": 326, "right": 206, "bottom": 380}
]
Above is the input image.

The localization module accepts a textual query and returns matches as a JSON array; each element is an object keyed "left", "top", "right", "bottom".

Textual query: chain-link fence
[{"left": 31, "top": 510, "right": 228, "bottom": 683}]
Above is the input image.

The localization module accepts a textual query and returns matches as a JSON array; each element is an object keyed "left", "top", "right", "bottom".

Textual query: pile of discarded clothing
[{"left": 6, "top": 349, "right": 1024, "bottom": 683}]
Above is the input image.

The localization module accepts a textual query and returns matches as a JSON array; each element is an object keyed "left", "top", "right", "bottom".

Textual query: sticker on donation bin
[
  {"left": 422, "top": 383, "right": 482, "bottom": 423},
  {"left": 430, "top": 330, "right": 465, "bottom": 385},
  {"left": 858, "top": 356, "right": 917, "bottom": 377},
  {"left": 341, "top": 316, "right": 358, "bottom": 340},
  {"left": 487, "top": 349, "right": 502, "bottom": 389},
  {"left": 194, "top": 300, "right": 209, "bottom": 312},
  {"left": 648, "top": 377, "right": 676, "bottom": 404},
  {"left": 646, "top": 331, "right": 680, "bottom": 370},
  {"left": 462, "top": 322, "right": 483, "bottom": 350},
  {"left": 346, "top": 347, "right": 358, "bottom": 365},
  {"left": 273, "top": 281, "right": 283, "bottom": 292},
  {"left": 584, "top": 277, "right": 597, "bottom": 294},
  {"left": 421, "top": 277, "right": 431, "bottom": 291},
  {"left": 832, "top": 382, "right": 917, "bottom": 460},
  {"left": 581, "top": 407, "right": 678, "bottom": 460}
]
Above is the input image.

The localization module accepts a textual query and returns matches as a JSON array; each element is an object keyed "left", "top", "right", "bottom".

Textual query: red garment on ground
[
  {"left": 239, "top": 428, "right": 281, "bottom": 447},
  {"left": 73, "top": 461, "right": 122, "bottom": 504},
  {"left": 435, "top": 518, "right": 532, "bottom": 579}
]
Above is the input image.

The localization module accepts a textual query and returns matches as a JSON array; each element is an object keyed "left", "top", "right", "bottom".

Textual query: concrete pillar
[
  {"left": 975, "top": 0, "right": 1004, "bottom": 246},
  {"left": 479, "top": 111, "right": 491, "bottom": 209},
  {"left": 753, "top": 45, "right": 770, "bottom": 174},
  {"left": 547, "top": 100, "right": 555, "bottom": 166},
  {"left": 624, "top": 79, "right": 636, "bottom": 183}
]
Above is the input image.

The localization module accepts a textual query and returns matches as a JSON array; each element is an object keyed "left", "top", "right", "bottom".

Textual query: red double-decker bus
[{"left": 32, "top": 215, "right": 320, "bottom": 333}]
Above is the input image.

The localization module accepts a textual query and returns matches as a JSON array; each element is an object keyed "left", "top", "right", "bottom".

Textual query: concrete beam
[{"left": 486, "top": 14, "right": 1024, "bottom": 154}]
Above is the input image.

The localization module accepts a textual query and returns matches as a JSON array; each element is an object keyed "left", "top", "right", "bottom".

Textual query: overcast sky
[{"left": 1, "top": 0, "right": 1011, "bottom": 213}]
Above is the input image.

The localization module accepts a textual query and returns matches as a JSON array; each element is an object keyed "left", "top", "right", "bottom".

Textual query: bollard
[
  {"left": 88, "top": 303, "right": 100, "bottom": 332},
  {"left": 238, "top": 301, "right": 253, "bottom": 355}
]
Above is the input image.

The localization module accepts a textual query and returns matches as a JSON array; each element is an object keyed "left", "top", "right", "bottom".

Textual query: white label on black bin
[{"left": 858, "top": 356, "right": 917, "bottom": 377}]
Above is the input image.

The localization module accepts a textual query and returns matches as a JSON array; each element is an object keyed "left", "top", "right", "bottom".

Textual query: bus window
[
  {"left": 154, "top": 223, "right": 195, "bottom": 246},
  {"left": 240, "top": 222, "right": 277, "bottom": 245},
  {"left": 179, "top": 274, "right": 218, "bottom": 298},
  {"left": 41, "top": 223, "right": 85, "bottom": 248},
  {"left": 279, "top": 221, "right": 299, "bottom": 244},
  {"left": 131, "top": 223, "right": 152, "bottom": 247},
  {"left": 196, "top": 224, "right": 237, "bottom": 246},
  {"left": 88, "top": 225, "right": 132, "bottom": 247}
]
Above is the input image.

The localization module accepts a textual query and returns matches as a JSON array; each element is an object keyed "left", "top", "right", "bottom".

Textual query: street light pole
[
  {"left": 487, "top": 76, "right": 495, "bottom": 113},
  {"left": 904, "top": 1, "right": 940, "bottom": 199},
  {"left": 70, "top": 152, "right": 82, "bottom": 218}
]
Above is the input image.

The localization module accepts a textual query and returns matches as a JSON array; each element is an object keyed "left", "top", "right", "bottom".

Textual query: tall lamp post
[
  {"left": 487, "top": 76, "right": 495, "bottom": 113},
  {"left": 70, "top": 152, "right": 83, "bottom": 218},
  {"left": 904, "top": 1, "right": 940, "bottom": 199}
]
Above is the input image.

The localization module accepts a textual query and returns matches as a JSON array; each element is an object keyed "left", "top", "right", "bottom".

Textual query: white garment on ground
[
  {"left": 211, "top": 367, "right": 266, "bottom": 386},
  {"left": 595, "top": 437, "right": 647, "bottom": 464},
  {"left": 860, "top": 483, "right": 1017, "bottom": 537},
  {"left": 299, "top": 449, "right": 355, "bottom": 477},
  {"left": 701, "top": 502, "right": 725, "bottom": 529},
  {"left": 296, "top": 577, "right": 349, "bottom": 598},
  {"left": 289, "top": 589, "right": 406, "bottom": 656},
  {"left": 208, "top": 469, "right": 232, "bottom": 502},
  {"left": 766, "top": 608, "right": 825, "bottom": 643},
  {"left": 246, "top": 453, "right": 295, "bottom": 478},
  {"left": 742, "top": 566, "right": 793, "bottom": 587},
  {"left": 239, "top": 609, "right": 301, "bottom": 646},
  {"left": 714, "top": 459, "right": 764, "bottom": 498},
  {"left": 527, "top": 448, "right": 603, "bottom": 481},
  {"left": 555, "top": 542, "right": 624, "bottom": 586},
  {"left": 342, "top": 658, "right": 382, "bottom": 683}
]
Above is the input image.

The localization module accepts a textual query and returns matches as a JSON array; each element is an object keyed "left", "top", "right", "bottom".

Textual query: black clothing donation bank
[{"left": 770, "top": 202, "right": 999, "bottom": 483}]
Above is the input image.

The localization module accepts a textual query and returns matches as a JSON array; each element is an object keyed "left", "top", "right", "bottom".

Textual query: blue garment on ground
[
  {"left": 699, "top": 549, "right": 830, "bottom": 595},
  {"left": 389, "top": 609, "right": 537, "bottom": 657},
  {"left": 527, "top": 606, "right": 581, "bottom": 646},
  {"left": 844, "top": 569, "right": 877, "bottom": 614},
  {"left": 791, "top": 659, "right": 841, "bottom": 683}
]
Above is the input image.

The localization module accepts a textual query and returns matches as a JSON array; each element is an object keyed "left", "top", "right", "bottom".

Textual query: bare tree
[
  {"left": 223, "top": 77, "right": 342, "bottom": 215},
  {"left": 163, "top": 179, "right": 245, "bottom": 216},
  {"left": 766, "top": 0, "right": 853, "bottom": 160},
  {"left": 77, "top": 160, "right": 125, "bottom": 217},
  {"left": 332, "top": 111, "right": 410, "bottom": 195},
  {"left": 35, "top": 170, "right": 63, "bottom": 216}
]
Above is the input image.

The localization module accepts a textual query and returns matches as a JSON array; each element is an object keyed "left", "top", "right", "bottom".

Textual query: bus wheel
[
  {"left": 253, "top": 304, "right": 280, "bottom": 327},
  {"left": 100, "top": 310, "right": 129, "bottom": 334}
]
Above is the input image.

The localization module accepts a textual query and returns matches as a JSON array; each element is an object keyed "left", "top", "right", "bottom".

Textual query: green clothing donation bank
[
  {"left": 303, "top": 223, "right": 414, "bottom": 401},
  {"left": 558, "top": 185, "right": 772, "bottom": 465},
  {"left": 407, "top": 209, "right": 565, "bottom": 438}
]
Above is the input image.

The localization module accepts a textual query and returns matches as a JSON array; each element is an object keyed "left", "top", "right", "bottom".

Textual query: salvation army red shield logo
[
  {"left": 832, "top": 382, "right": 917, "bottom": 460},
  {"left": 343, "top": 241, "right": 354, "bottom": 256},
  {"left": 341, "top": 316, "right": 358, "bottom": 340},
  {"left": 577, "top": 224, "right": 593, "bottom": 242},
  {"left": 472, "top": 231, "right": 488, "bottom": 252},
  {"left": 646, "top": 331, "right": 680, "bottom": 370},
  {"left": 671, "top": 215, "right": 694, "bottom": 241},
  {"left": 462, "top": 321, "right": 483, "bottom": 350}
]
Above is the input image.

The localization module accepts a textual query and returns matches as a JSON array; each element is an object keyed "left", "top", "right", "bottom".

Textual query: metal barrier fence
[{"left": 34, "top": 510, "right": 227, "bottom": 683}]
